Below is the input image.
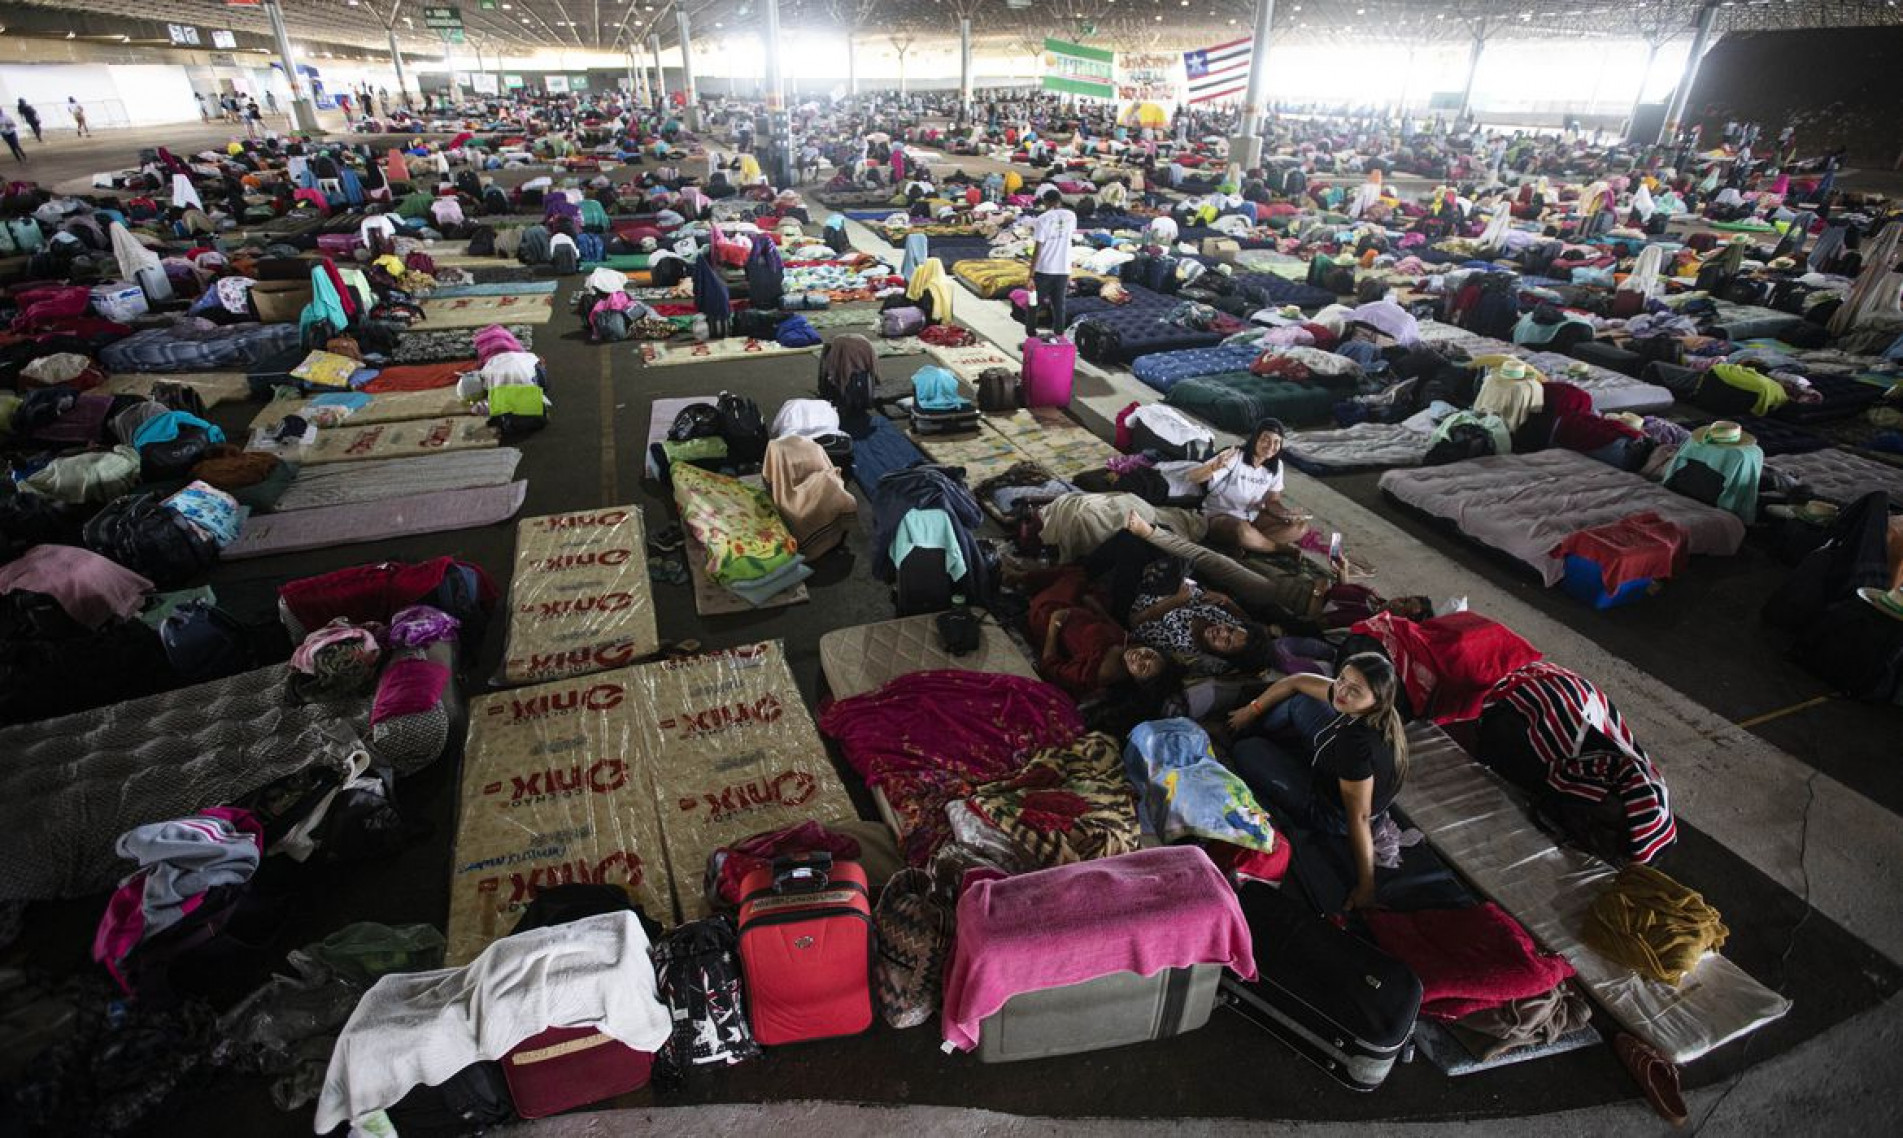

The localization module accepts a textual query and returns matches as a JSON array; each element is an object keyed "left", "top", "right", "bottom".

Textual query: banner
[
  {"left": 1042, "top": 37, "right": 1116, "bottom": 101},
  {"left": 1183, "top": 37, "right": 1252, "bottom": 104}
]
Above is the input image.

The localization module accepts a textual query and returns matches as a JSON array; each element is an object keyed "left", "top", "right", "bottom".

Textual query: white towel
[{"left": 313, "top": 911, "right": 670, "bottom": 1131}]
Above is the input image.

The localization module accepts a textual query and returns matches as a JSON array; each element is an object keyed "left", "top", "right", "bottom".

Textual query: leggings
[{"left": 1231, "top": 694, "right": 1347, "bottom": 835}]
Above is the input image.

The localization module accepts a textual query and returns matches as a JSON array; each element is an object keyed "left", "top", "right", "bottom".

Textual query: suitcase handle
[{"left": 770, "top": 852, "right": 833, "bottom": 893}]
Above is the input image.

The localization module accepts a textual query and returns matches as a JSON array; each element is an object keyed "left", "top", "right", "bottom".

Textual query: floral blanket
[{"left": 670, "top": 463, "right": 797, "bottom": 585}]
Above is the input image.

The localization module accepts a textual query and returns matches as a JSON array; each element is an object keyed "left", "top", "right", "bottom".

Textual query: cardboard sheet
[
  {"left": 501, "top": 506, "right": 661, "bottom": 685},
  {"left": 446, "top": 641, "right": 855, "bottom": 963}
]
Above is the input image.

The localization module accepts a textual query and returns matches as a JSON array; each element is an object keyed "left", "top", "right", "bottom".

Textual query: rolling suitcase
[
  {"left": 737, "top": 854, "right": 874, "bottom": 1046},
  {"left": 503, "top": 1025, "right": 654, "bottom": 1118},
  {"left": 952, "top": 847, "right": 1249, "bottom": 1063},
  {"left": 1219, "top": 884, "right": 1421, "bottom": 1091},
  {"left": 1021, "top": 335, "right": 1075, "bottom": 407}
]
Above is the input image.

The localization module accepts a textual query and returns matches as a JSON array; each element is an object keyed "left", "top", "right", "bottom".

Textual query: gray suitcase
[{"left": 976, "top": 963, "right": 1220, "bottom": 1063}]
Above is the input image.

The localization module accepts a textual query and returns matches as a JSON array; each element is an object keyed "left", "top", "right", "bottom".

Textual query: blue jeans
[{"left": 1232, "top": 694, "right": 1347, "bottom": 835}]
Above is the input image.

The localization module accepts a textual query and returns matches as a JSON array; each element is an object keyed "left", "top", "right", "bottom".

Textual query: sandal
[
  {"left": 648, "top": 557, "right": 688, "bottom": 586},
  {"left": 1615, "top": 1034, "right": 1687, "bottom": 1127},
  {"left": 649, "top": 524, "right": 685, "bottom": 555}
]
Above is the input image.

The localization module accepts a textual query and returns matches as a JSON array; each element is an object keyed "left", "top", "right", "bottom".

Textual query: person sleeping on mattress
[
  {"left": 1223, "top": 654, "right": 1409, "bottom": 912},
  {"left": 1022, "top": 565, "right": 1180, "bottom": 701},
  {"left": 1184, "top": 419, "right": 1312, "bottom": 557}
]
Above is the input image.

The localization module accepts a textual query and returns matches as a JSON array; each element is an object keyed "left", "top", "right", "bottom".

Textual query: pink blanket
[{"left": 940, "top": 846, "right": 1256, "bottom": 1051}]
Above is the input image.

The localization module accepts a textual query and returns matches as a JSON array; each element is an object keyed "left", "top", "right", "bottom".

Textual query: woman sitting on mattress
[
  {"left": 1024, "top": 565, "right": 1178, "bottom": 700},
  {"left": 1224, "top": 654, "right": 1409, "bottom": 911},
  {"left": 1185, "top": 419, "right": 1311, "bottom": 557}
]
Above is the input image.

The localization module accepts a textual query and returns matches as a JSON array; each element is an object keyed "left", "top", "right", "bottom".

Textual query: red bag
[
  {"left": 737, "top": 854, "right": 874, "bottom": 1046},
  {"left": 503, "top": 1026, "right": 653, "bottom": 1118}
]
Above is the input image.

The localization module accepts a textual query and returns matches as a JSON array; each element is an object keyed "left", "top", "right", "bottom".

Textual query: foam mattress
[
  {"left": 1379, "top": 449, "right": 1747, "bottom": 585},
  {"left": 818, "top": 610, "right": 1039, "bottom": 701},
  {"left": 1399, "top": 722, "right": 1790, "bottom": 1063},
  {"left": 1767, "top": 448, "right": 1903, "bottom": 507}
]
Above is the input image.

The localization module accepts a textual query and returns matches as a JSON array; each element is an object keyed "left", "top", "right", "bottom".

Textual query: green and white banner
[{"left": 1042, "top": 37, "right": 1117, "bottom": 100}]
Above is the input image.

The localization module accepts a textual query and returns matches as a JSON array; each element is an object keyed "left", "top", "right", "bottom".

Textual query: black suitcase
[{"left": 1218, "top": 884, "right": 1421, "bottom": 1091}]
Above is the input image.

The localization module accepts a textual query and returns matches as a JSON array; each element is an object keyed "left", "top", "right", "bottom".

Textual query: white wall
[{"left": 0, "top": 62, "right": 197, "bottom": 129}]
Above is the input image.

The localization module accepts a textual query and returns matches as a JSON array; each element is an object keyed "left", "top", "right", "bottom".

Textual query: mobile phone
[{"left": 1328, "top": 532, "right": 1343, "bottom": 563}]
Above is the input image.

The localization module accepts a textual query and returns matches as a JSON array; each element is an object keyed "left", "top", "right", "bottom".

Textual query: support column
[
  {"left": 650, "top": 33, "right": 666, "bottom": 110},
  {"left": 1659, "top": 3, "right": 1719, "bottom": 146},
  {"left": 627, "top": 49, "right": 640, "bottom": 110},
  {"left": 676, "top": 8, "right": 701, "bottom": 128},
  {"left": 444, "top": 41, "right": 461, "bottom": 107},
  {"left": 959, "top": 17, "right": 973, "bottom": 111},
  {"left": 846, "top": 35, "right": 857, "bottom": 96},
  {"left": 264, "top": 0, "right": 320, "bottom": 132},
  {"left": 763, "top": 0, "right": 791, "bottom": 186},
  {"left": 1625, "top": 38, "right": 1660, "bottom": 142},
  {"left": 386, "top": 23, "right": 413, "bottom": 110},
  {"left": 1457, "top": 30, "right": 1486, "bottom": 122},
  {"left": 1233, "top": 0, "right": 1276, "bottom": 170}
]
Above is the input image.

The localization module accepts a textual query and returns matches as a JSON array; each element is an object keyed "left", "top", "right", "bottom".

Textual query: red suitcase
[
  {"left": 737, "top": 854, "right": 874, "bottom": 1046},
  {"left": 502, "top": 1025, "right": 653, "bottom": 1118},
  {"left": 1021, "top": 335, "right": 1075, "bottom": 408}
]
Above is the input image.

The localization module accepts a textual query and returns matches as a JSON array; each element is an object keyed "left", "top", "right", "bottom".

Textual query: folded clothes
[
  {"left": 1448, "top": 982, "right": 1594, "bottom": 1062},
  {"left": 1583, "top": 863, "right": 1729, "bottom": 985},
  {"left": 725, "top": 553, "right": 813, "bottom": 606}
]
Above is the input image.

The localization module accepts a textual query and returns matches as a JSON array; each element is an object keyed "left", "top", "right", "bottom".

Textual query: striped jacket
[{"left": 1485, "top": 661, "right": 1677, "bottom": 864}]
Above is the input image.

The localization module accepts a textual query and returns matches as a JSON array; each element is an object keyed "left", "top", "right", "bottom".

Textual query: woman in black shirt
[{"left": 1226, "top": 653, "right": 1408, "bottom": 910}]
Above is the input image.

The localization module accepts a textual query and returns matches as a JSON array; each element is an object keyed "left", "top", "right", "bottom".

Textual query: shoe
[
  {"left": 648, "top": 523, "right": 685, "bottom": 554},
  {"left": 1615, "top": 1034, "right": 1687, "bottom": 1127}
]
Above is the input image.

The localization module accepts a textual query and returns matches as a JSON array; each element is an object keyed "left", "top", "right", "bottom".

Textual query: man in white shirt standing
[{"left": 1026, "top": 190, "right": 1076, "bottom": 338}]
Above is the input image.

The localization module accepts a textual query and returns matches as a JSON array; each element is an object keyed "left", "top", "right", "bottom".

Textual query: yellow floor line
[
  {"left": 1736, "top": 695, "right": 1834, "bottom": 729},
  {"left": 598, "top": 349, "right": 619, "bottom": 504}
]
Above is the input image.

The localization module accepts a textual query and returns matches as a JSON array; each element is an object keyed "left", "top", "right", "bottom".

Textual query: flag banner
[
  {"left": 1183, "top": 37, "right": 1251, "bottom": 104},
  {"left": 1043, "top": 37, "right": 1117, "bottom": 100}
]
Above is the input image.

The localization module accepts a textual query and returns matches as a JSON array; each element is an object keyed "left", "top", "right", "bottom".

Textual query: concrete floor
[{"left": 11, "top": 128, "right": 1903, "bottom": 1135}]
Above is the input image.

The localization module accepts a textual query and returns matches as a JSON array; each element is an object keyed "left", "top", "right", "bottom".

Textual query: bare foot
[{"left": 1125, "top": 509, "right": 1155, "bottom": 539}]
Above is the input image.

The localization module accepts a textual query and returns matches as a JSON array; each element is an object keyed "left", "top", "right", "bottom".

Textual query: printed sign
[
  {"left": 422, "top": 4, "right": 463, "bottom": 26},
  {"left": 167, "top": 24, "right": 202, "bottom": 47},
  {"left": 544, "top": 75, "right": 570, "bottom": 93},
  {"left": 211, "top": 30, "right": 237, "bottom": 49},
  {"left": 1042, "top": 37, "right": 1116, "bottom": 101}
]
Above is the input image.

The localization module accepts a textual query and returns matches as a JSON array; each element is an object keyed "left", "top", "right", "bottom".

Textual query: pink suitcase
[{"left": 1021, "top": 336, "right": 1076, "bottom": 408}]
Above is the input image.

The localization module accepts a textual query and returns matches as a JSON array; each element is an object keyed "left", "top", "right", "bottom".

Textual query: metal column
[
  {"left": 627, "top": 49, "right": 640, "bottom": 108},
  {"left": 763, "top": 0, "right": 790, "bottom": 186},
  {"left": 444, "top": 41, "right": 461, "bottom": 107},
  {"left": 263, "top": 0, "right": 320, "bottom": 132},
  {"left": 1234, "top": 0, "right": 1276, "bottom": 169},
  {"left": 386, "top": 23, "right": 413, "bottom": 109},
  {"left": 959, "top": 17, "right": 973, "bottom": 111},
  {"left": 676, "top": 8, "right": 701, "bottom": 128},
  {"left": 1659, "top": 3, "right": 1719, "bottom": 145},
  {"left": 846, "top": 36, "right": 857, "bottom": 96},
  {"left": 1625, "top": 38, "right": 1660, "bottom": 141},
  {"left": 650, "top": 33, "right": 666, "bottom": 110},
  {"left": 1457, "top": 31, "right": 1486, "bottom": 121}
]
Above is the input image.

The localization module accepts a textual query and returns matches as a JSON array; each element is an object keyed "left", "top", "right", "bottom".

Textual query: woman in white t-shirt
[{"left": 1188, "top": 418, "right": 1308, "bottom": 554}]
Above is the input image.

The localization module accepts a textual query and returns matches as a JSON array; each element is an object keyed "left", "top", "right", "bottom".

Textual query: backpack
[
  {"left": 159, "top": 600, "right": 254, "bottom": 683},
  {"left": 824, "top": 226, "right": 850, "bottom": 254},
  {"left": 977, "top": 367, "right": 1017, "bottom": 412},
  {"left": 517, "top": 225, "right": 552, "bottom": 266},
  {"left": 651, "top": 256, "right": 687, "bottom": 286},
  {"left": 592, "top": 307, "right": 631, "bottom": 342},
  {"left": 717, "top": 391, "right": 767, "bottom": 463},
  {"left": 455, "top": 169, "right": 482, "bottom": 198},
  {"left": 732, "top": 309, "right": 785, "bottom": 339},
  {"left": 649, "top": 917, "right": 760, "bottom": 1088},
  {"left": 465, "top": 225, "right": 497, "bottom": 256},
  {"left": 482, "top": 185, "right": 510, "bottom": 215},
  {"left": 669, "top": 402, "right": 722, "bottom": 441},
  {"left": 551, "top": 242, "right": 579, "bottom": 275},
  {"left": 82, "top": 493, "right": 220, "bottom": 587},
  {"left": 577, "top": 232, "right": 605, "bottom": 262}
]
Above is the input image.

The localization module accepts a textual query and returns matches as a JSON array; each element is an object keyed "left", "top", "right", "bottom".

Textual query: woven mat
[
  {"left": 639, "top": 338, "right": 823, "bottom": 367},
  {"left": 419, "top": 292, "right": 556, "bottom": 328}
]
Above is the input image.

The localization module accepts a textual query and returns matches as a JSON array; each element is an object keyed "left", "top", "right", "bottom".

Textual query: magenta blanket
[
  {"left": 939, "top": 846, "right": 1256, "bottom": 1051},
  {"left": 819, "top": 671, "right": 1083, "bottom": 864},
  {"left": 1363, "top": 902, "right": 1576, "bottom": 1021}
]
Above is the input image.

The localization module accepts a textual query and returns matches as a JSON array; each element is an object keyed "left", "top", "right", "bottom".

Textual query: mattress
[
  {"left": 1705, "top": 302, "right": 1805, "bottom": 342},
  {"left": 247, "top": 389, "right": 469, "bottom": 433},
  {"left": 1075, "top": 311, "right": 1223, "bottom": 365},
  {"left": 99, "top": 322, "right": 301, "bottom": 373},
  {"left": 1778, "top": 373, "right": 1884, "bottom": 424},
  {"left": 262, "top": 416, "right": 500, "bottom": 466},
  {"left": 1131, "top": 343, "right": 1263, "bottom": 393},
  {"left": 1766, "top": 448, "right": 1903, "bottom": 507},
  {"left": 951, "top": 259, "right": 1029, "bottom": 298},
  {"left": 1379, "top": 449, "right": 1747, "bottom": 585},
  {"left": 0, "top": 657, "right": 458, "bottom": 901},
  {"left": 1399, "top": 722, "right": 1790, "bottom": 1063},
  {"left": 100, "top": 371, "right": 250, "bottom": 408},
  {"left": 1518, "top": 352, "right": 1676, "bottom": 414},
  {"left": 1284, "top": 421, "right": 1433, "bottom": 473},
  {"left": 1164, "top": 371, "right": 1342, "bottom": 432},
  {"left": 1230, "top": 272, "right": 1337, "bottom": 310},
  {"left": 818, "top": 610, "right": 1039, "bottom": 701},
  {"left": 501, "top": 505, "right": 660, "bottom": 684},
  {"left": 275, "top": 449, "right": 524, "bottom": 513}
]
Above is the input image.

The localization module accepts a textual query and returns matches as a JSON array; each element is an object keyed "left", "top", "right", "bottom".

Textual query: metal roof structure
[{"left": 4, "top": 0, "right": 1901, "bottom": 59}]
